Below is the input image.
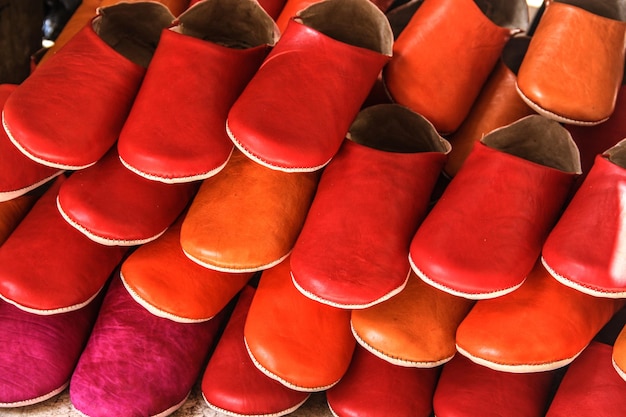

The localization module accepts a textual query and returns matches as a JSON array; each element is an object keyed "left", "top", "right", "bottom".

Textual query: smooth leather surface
[
  {"left": 0, "top": 84, "right": 63, "bottom": 201},
  {"left": 433, "top": 353, "right": 557, "bottom": 417},
  {"left": 0, "top": 289, "right": 103, "bottom": 407},
  {"left": 57, "top": 148, "right": 198, "bottom": 246},
  {"left": 227, "top": 0, "right": 392, "bottom": 172},
  {"left": 444, "top": 36, "right": 535, "bottom": 177},
  {"left": 456, "top": 260, "right": 625, "bottom": 372},
  {"left": 547, "top": 342, "right": 626, "bottom": 416},
  {"left": 542, "top": 147, "right": 626, "bottom": 296},
  {"left": 516, "top": 1, "right": 626, "bottom": 125},
  {"left": 410, "top": 117, "right": 579, "bottom": 298},
  {"left": 121, "top": 216, "right": 253, "bottom": 322},
  {"left": 2, "top": 20, "right": 146, "bottom": 169},
  {"left": 291, "top": 105, "right": 449, "bottom": 308},
  {"left": 384, "top": 0, "right": 518, "bottom": 134},
  {"left": 0, "top": 176, "right": 127, "bottom": 313},
  {"left": 326, "top": 345, "right": 439, "bottom": 417},
  {"left": 181, "top": 149, "right": 320, "bottom": 272},
  {"left": 351, "top": 271, "right": 474, "bottom": 367},
  {"left": 70, "top": 275, "right": 226, "bottom": 417},
  {"left": 202, "top": 286, "right": 310, "bottom": 416},
  {"left": 117, "top": 0, "right": 276, "bottom": 183},
  {"left": 243, "top": 257, "right": 355, "bottom": 391}
]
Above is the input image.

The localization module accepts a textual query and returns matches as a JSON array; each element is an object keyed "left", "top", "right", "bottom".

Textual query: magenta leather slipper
[
  {"left": 70, "top": 274, "right": 227, "bottom": 417},
  {"left": 0, "top": 288, "right": 102, "bottom": 407}
]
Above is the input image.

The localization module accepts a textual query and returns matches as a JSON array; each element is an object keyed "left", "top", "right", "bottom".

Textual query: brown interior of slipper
[
  {"left": 295, "top": 0, "right": 393, "bottom": 56},
  {"left": 347, "top": 104, "right": 451, "bottom": 154},
  {"left": 556, "top": 0, "right": 626, "bottom": 22},
  {"left": 605, "top": 139, "right": 626, "bottom": 168},
  {"left": 94, "top": 2, "right": 175, "bottom": 68},
  {"left": 474, "top": 0, "right": 529, "bottom": 31},
  {"left": 175, "top": 0, "right": 278, "bottom": 49},
  {"left": 482, "top": 115, "right": 582, "bottom": 173}
]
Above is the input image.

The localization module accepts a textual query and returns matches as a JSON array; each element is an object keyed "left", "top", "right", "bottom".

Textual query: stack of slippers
[
  {"left": 0, "top": 177, "right": 127, "bottom": 407},
  {"left": 3, "top": 0, "right": 626, "bottom": 415}
]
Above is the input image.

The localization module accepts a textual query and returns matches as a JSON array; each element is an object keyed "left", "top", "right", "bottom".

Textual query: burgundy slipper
[
  {"left": 70, "top": 275, "right": 227, "bottom": 417},
  {"left": 0, "top": 289, "right": 103, "bottom": 407}
]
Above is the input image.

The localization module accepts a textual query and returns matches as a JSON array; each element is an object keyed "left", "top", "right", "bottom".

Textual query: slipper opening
[
  {"left": 347, "top": 104, "right": 451, "bottom": 154},
  {"left": 482, "top": 115, "right": 582, "bottom": 174},
  {"left": 604, "top": 138, "right": 626, "bottom": 168},
  {"left": 295, "top": 0, "right": 393, "bottom": 56},
  {"left": 94, "top": 2, "right": 175, "bottom": 67},
  {"left": 175, "top": 0, "right": 279, "bottom": 49}
]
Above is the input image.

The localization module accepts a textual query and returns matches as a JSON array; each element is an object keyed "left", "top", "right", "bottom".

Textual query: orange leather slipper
[
  {"left": 121, "top": 216, "right": 253, "bottom": 323},
  {"left": 244, "top": 256, "right": 355, "bottom": 391},
  {"left": 456, "top": 259, "right": 625, "bottom": 372}
]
